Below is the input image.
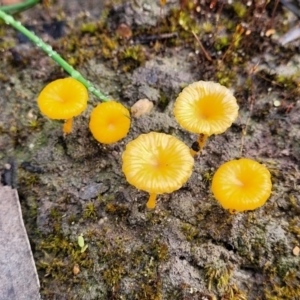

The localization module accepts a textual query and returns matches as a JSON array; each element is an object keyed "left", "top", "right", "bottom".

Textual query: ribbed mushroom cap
[
  {"left": 89, "top": 101, "right": 130, "bottom": 144},
  {"left": 37, "top": 78, "right": 88, "bottom": 120},
  {"left": 122, "top": 132, "right": 194, "bottom": 194},
  {"left": 211, "top": 158, "right": 272, "bottom": 212},
  {"left": 174, "top": 81, "right": 239, "bottom": 136}
]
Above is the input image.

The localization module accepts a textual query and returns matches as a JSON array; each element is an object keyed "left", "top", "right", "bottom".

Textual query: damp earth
[{"left": 0, "top": 0, "right": 300, "bottom": 299}]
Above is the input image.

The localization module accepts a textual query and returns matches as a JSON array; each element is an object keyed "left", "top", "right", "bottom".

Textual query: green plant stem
[
  {"left": 0, "top": 9, "right": 110, "bottom": 101},
  {"left": 0, "top": 0, "right": 40, "bottom": 14}
]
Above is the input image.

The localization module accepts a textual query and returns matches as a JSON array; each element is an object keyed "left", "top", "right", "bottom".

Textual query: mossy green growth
[
  {"left": 221, "top": 284, "right": 247, "bottom": 300},
  {"left": 178, "top": 10, "right": 199, "bottom": 33},
  {"left": 276, "top": 74, "right": 299, "bottom": 90},
  {"left": 150, "top": 239, "right": 169, "bottom": 262},
  {"left": 214, "top": 36, "right": 229, "bottom": 51},
  {"left": 83, "top": 202, "right": 98, "bottom": 220},
  {"left": 233, "top": 2, "right": 247, "bottom": 18},
  {"left": 105, "top": 203, "right": 130, "bottom": 218},
  {"left": 264, "top": 269, "right": 300, "bottom": 299},
  {"left": 216, "top": 66, "right": 237, "bottom": 87},
  {"left": 205, "top": 260, "right": 233, "bottom": 291},
  {"left": 80, "top": 22, "right": 98, "bottom": 34},
  {"left": 181, "top": 223, "right": 198, "bottom": 241},
  {"left": 202, "top": 170, "right": 213, "bottom": 185},
  {"left": 202, "top": 22, "right": 213, "bottom": 33},
  {"left": 158, "top": 91, "right": 169, "bottom": 110},
  {"left": 118, "top": 45, "right": 146, "bottom": 72}
]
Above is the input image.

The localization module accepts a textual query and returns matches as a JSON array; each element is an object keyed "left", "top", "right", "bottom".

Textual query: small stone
[
  {"left": 273, "top": 100, "right": 281, "bottom": 107},
  {"left": 73, "top": 264, "right": 80, "bottom": 275},
  {"left": 131, "top": 99, "right": 154, "bottom": 118},
  {"left": 79, "top": 183, "right": 109, "bottom": 200},
  {"left": 265, "top": 29, "right": 276, "bottom": 37},
  {"left": 116, "top": 23, "right": 132, "bottom": 39},
  {"left": 293, "top": 246, "right": 300, "bottom": 256}
]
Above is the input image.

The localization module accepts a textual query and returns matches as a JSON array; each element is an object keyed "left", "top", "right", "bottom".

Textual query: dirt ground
[{"left": 1, "top": 0, "right": 300, "bottom": 299}]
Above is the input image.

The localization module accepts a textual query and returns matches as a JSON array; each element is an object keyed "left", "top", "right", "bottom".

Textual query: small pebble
[
  {"left": 131, "top": 99, "right": 154, "bottom": 118},
  {"left": 73, "top": 263, "right": 80, "bottom": 275},
  {"left": 116, "top": 23, "right": 132, "bottom": 39},
  {"left": 293, "top": 246, "right": 300, "bottom": 256},
  {"left": 265, "top": 29, "right": 275, "bottom": 37}
]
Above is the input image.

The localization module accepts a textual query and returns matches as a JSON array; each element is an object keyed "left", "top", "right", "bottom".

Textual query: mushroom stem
[
  {"left": 146, "top": 193, "right": 157, "bottom": 209},
  {"left": 198, "top": 133, "right": 208, "bottom": 150},
  {"left": 63, "top": 118, "right": 73, "bottom": 134},
  {"left": 190, "top": 134, "right": 209, "bottom": 156}
]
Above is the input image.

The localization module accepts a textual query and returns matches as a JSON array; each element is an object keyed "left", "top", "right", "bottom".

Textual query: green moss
[
  {"left": 105, "top": 203, "right": 130, "bottom": 218},
  {"left": 158, "top": 91, "right": 170, "bottom": 110},
  {"left": 202, "top": 22, "right": 213, "bottom": 33},
  {"left": 19, "top": 173, "right": 40, "bottom": 188},
  {"left": 288, "top": 218, "right": 300, "bottom": 236},
  {"left": 221, "top": 284, "right": 247, "bottom": 300},
  {"left": 118, "top": 45, "right": 146, "bottom": 72},
  {"left": 233, "top": 2, "right": 247, "bottom": 18},
  {"left": 146, "top": 209, "right": 170, "bottom": 225},
  {"left": 181, "top": 223, "right": 198, "bottom": 241},
  {"left": 216, "top": 66, "right": 237, "bottom": 87},
  {"left": 264, "top": 269, "right": 300, "bottom": 299},
  {"left": 0, "top": 72, "right": 9, "bottom": 82},
  {"left": 276, "top": 74, "right": 298, "bottom": 90},
  {"left": 202, "top": 170, "right": 213, "bottom": 185},
  {"left": 214, "top": 36, "right": 229, "bottom": 51},
  {"left": 205, "top": 260, "right": 233, "bottom": 291},
  {"left": 150, "top": 239, "right": 169, "bottom": 262},
  {"left": 83, "top": 202, "right": 97, "bottom": 220},
  {"left": 103, "top": 263, "right": 126, "bottom": 287},
  {"left": 80, "top": 22, "right": 98, "bottom": 34},
  {"left": 178, "top": 10, "right": 198, "bottom": 33}
]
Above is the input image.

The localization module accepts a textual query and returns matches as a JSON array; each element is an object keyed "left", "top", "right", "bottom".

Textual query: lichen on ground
[{"left": 0, "top": 0, "right": 300, "bottom": 299}]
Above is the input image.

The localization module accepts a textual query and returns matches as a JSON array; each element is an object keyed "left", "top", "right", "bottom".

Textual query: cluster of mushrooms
[{"left": 37, "top": 78, "right": 272, "bottom": 212}]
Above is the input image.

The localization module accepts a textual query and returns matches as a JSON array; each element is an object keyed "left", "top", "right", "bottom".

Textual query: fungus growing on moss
[
  {"left": 37, "top": 77, "right": 88, "bottom": 134},
  {"left": 173, "top": 81, "right": 239, "bottom": 154},
  {"left": 211, "top": 158, "right": 272, "bottom": 212},
  {"left": 122, "top": 132, "right": 194, "bottom": 209},
  {"left": 89, "top": 101, "right": 130, "bottom": 144}
]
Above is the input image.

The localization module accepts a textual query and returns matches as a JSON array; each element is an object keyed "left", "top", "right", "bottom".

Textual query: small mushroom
[
  {"left": 37, "top": 77, "right": 88, "bottom": 134},
  {"left": 211, "top": 158, "right": 272, "bottom": 212},
  {"left": 122, "top": 132, "right": 194, "bottom": 209},
  {"left": 173, "top": 81, "right": 239, "bottom": 154},
  {"left": 89, "top": 101, "right": 131, "bottom": 144}
]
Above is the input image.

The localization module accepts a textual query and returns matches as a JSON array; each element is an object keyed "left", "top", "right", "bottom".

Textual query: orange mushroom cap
[
  {"left": 89, "top": 101, "right": 131, "bottom": 144},
  {"left": 37, "top": 78, "right": 88, "bottom": 120},
  {"left": 122, "top": 132, "right": 194, "bottom": 195},
  {"left": 211, "top": 158, "right": 272, "bottom": 212},
  {"left": 174, "top": 81, "right": 239, "bottom": 136}
]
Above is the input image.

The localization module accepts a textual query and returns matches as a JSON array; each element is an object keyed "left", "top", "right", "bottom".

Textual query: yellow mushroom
[
  {"left": 173, "top": 81, "right": 239, "bottom": 155},
  {"left": 89, "top": 101, "right": 131, "bottom": 144},
  {"left": 37, "top": 77, "right": 88, "bottom": 134},
  {"left": 122, "top": 132, "right": 194, "bottom": 209},
  {"left": 211, "top": 158, "right": 272, "bottom": 212}
]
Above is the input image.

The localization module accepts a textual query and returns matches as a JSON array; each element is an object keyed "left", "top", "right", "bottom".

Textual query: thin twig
[
  {"left": 269, "top": 0, "right": 279, "bottom": 29},
  {"left": 192, "top": 31, "right": 212, "bottom": 61}
]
